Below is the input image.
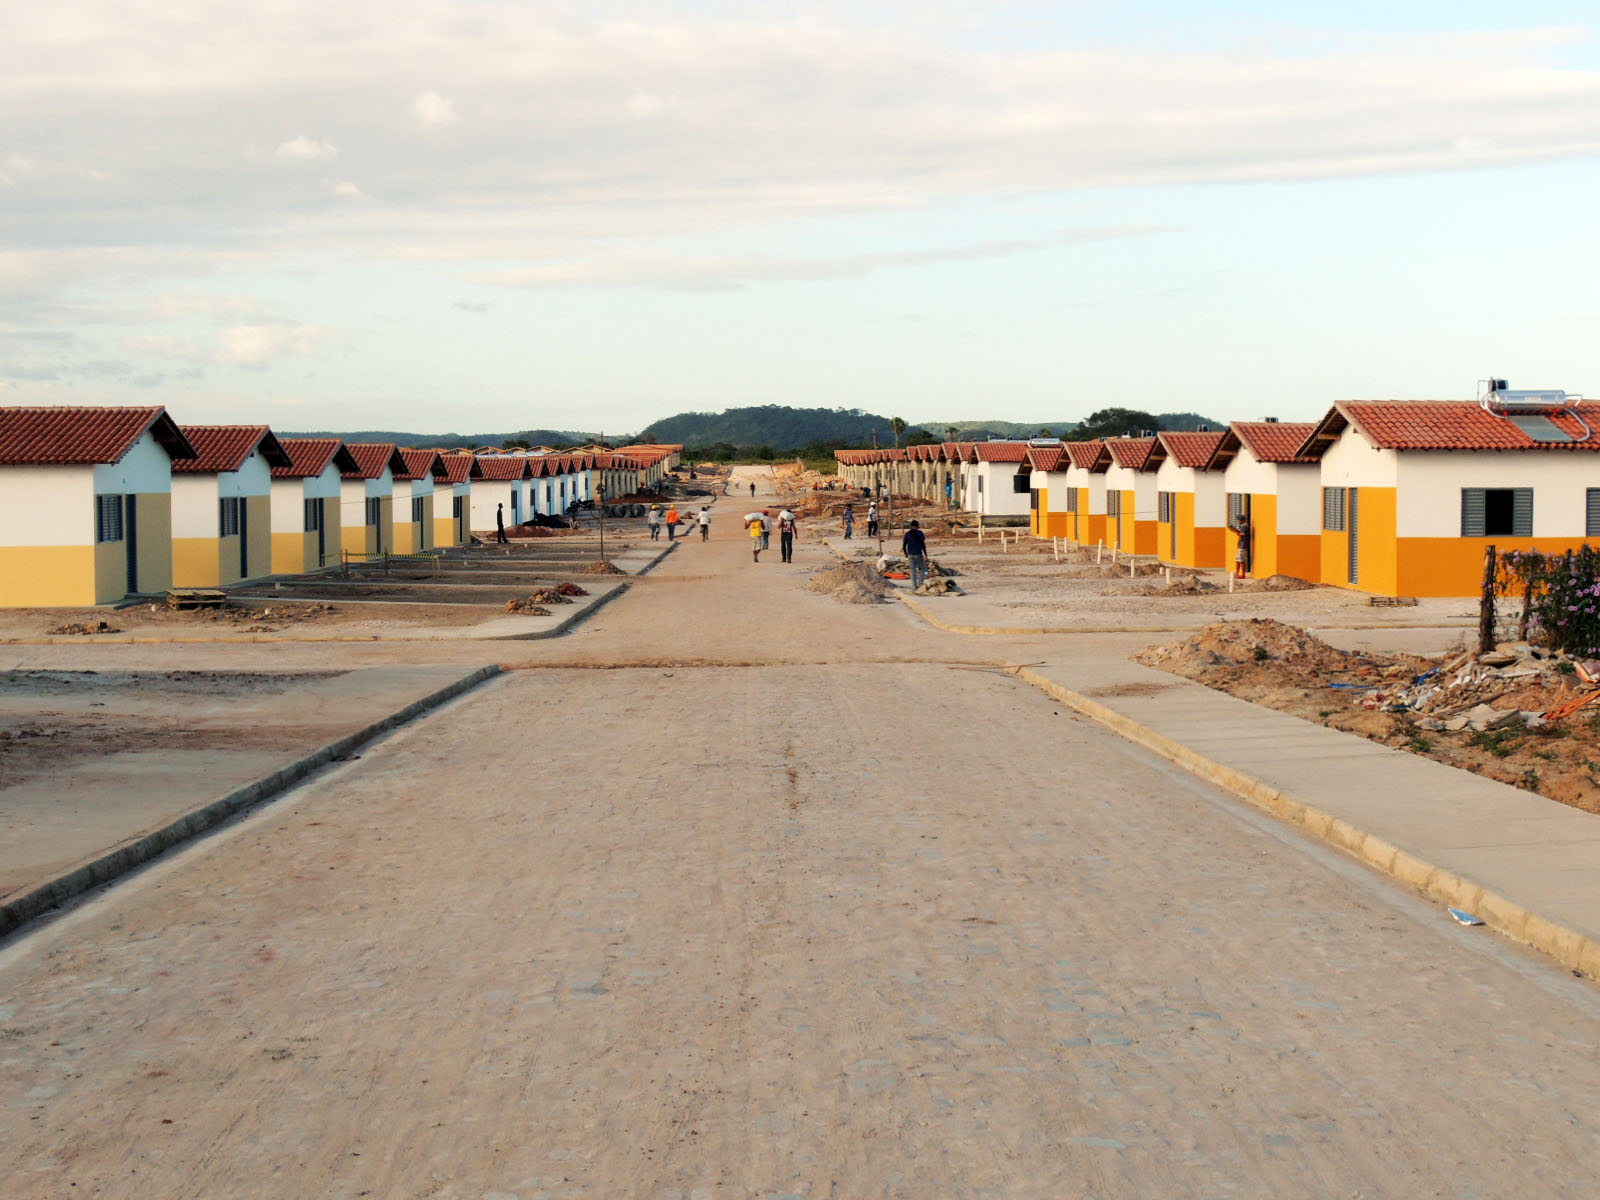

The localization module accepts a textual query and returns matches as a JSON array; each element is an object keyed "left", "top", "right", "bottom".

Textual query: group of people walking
[
  {"left": 747, "top": 508, "right": 797, "bottom": 563},
  {"left": 647, "top": 504, "right": 711, "bottom": 542}
]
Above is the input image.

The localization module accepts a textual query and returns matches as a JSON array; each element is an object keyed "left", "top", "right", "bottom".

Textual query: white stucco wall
[
  {"left": 92, "top": 430, "right": 172, "bottom": 494},
  {"left": 972, "top": 461, "right": 1032, "bottom": 516},
  {"left": 1278, "top": 464, "right": 1322, "bottom": 535},
  {"left": 171, "top": 475, "right": 220, "bottom": 537},
  {"left": 3, "top": 466, "right": 95, "bottom": 545},
  {"left": 307, "top": 461, "right": 342, "bottom": 500},
  {"left": 1194, "top": 470, "right": 1228, "bottom": 527},
  {"left": 1319, "top": 430, "right": 1398, "bottom": 489},
  {"left": 1222, "top": 446, "right": 1276, "bottom": 496},
  {"left": 471, "top": 480, "right": 517, "bottom": 528},
  {"left": 1397, "top": 451, "right": 1600, "bottom": 538}
]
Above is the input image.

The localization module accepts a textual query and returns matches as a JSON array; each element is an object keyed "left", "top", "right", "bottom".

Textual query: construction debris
[
  {"left": 915, "top": 578, "right": 963, "bottom": 596},
  {"left": 580, "top": 560, "right": 627, "bottom": 575},
  {"left": 504, "top": 598, "right": 552, "bottom": 615},
  {"left": 47, "top": 621, "right": 120, "bottom": 636},
  {"left": 166, "top": 588, "right": 227, "bottom": 609},
  {"left": 804, "top": 562, "right": 894, "bottom": 605}
]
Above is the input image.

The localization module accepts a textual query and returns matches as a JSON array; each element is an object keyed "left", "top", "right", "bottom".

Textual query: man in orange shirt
[{"left": 665, "top": 505, "right": 681, "bottom": 541}]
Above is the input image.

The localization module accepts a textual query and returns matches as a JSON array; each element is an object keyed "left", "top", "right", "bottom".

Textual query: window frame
[{"left": 94, "top": 493, "right": 124, "bottom": 544}]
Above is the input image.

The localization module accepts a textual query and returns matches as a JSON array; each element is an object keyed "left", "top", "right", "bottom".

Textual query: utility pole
[{"left": 597, "top": 431, "right": 606, "bottom": 564}]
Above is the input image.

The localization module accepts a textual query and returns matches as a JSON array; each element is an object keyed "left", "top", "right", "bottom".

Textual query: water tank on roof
[{"left": 1482, "top": 378, "right": 1570, "bottom": 412}]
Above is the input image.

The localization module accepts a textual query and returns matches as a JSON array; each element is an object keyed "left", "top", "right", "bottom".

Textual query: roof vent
[{"left": 1263, "top": 416, "right": 1279, "bottom": 423}]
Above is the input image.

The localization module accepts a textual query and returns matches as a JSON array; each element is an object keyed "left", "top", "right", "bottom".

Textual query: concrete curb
[
  {"left": 634, "top": 540, "right": 678, "bottom": 575},
  {"left": 1010, "top": 665, "right": 1600, "bottom": 979},
  {"left": 0, "top": 665, "right": 503, "bottom": 941}
]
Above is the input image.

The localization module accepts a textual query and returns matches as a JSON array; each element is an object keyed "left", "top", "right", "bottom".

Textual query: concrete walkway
[{"left": 1016, "top": 649, "right": 1600, "bottom": 974}]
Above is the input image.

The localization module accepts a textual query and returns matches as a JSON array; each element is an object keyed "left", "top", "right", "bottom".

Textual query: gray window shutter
[
  {"left": 1587, "top": 489, "right": 1600, "bottom": 537},
  {"left": 1461, "top": 489, "right": 1486, "bottom": 537},
  {"left": 1347, "top": 488, "right": 1360, "bottom": 585},
  {"left": 1513, "top": 488, "right": 1533, "bottom": 537}
]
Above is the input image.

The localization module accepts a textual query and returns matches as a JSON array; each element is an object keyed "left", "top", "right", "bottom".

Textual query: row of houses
[
  {"left": 836, "top": 390, "right": 1600, "bottom": 598},
  {"left": 0, "top": 405, "right": 680, "bottom": 607}
]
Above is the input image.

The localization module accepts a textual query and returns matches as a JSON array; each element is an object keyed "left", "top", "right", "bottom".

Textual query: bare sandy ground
[{"left": 4, "top": 471, "right": 1600, "bottom": 1196}]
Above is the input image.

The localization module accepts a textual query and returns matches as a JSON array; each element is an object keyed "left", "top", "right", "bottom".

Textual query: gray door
[
  {"left": 124, "top": 494, "right": 139, "bottom": 594},
  {"left": 1346, "top": 488, "right": 1360, "bottom": 585}
]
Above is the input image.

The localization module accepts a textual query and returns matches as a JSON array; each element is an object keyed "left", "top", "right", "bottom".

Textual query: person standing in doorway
[
  {"left": 698, "top": 506, "right": 710, "bottom": 540},
  {"left": 842, "top": 505, "right": 854, "bottom": 539},
  {"left": 665, "top": 505, "right": 681, "bottom": 541},
  {"left": 1232, "top": 516, "right": 1251, "bottom": 580},
  {"left": 866, "top": 501, "right": 879, "bottom": 538},
  {"left": 748, "top": 512, "right": 764, "bottom": 562},
  {"left": 496, "top": 502, "right": 508, "bottom": 544},
  {"left": 778, "top": 508, "right": 796, "bottom": 563},
  {"left": 647, "top": 505, "right": 662, "bottom": 541},
  {"left": 903, "top": 519, "right": 928, "bottom": 589}
]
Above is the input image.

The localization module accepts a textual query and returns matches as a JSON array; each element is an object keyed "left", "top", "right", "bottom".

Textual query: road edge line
[
  {"left": 0, "top": 664, "right": 503, "bottom": 941},
  {"left": 1010, "top": 664, "right": 1600, "bottom": 978}
]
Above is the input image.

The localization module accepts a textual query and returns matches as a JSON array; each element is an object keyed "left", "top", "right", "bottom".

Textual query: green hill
[
  {"left": 280, "top": 428, "right": 602, "bottom": 449},
  {"left": 638, "top": 406, "right": 901, "bottom": 451}
]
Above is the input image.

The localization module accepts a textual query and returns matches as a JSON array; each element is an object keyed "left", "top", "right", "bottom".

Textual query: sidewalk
[{"left": 1014, "top": 649, "right": 1600, "bottom": 973}]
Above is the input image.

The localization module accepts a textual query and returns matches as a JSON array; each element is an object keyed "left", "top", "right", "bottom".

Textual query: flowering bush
[{"left": 1497, "top": 546, "right": 1600, "bottom": 657}]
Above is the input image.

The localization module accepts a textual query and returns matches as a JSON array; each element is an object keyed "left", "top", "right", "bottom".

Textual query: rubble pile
[
  {"left": 804, "top": 562, "right": 894, "bottom": 605},
  {"left": 1378, "top": 645, "right": 1600, "bottom": 733},
  {"left": 580, "top": 560, "right": 627, "bottom": 575},
  {"left": 504, "top": 598, "right": 552, "bottom": 615}
]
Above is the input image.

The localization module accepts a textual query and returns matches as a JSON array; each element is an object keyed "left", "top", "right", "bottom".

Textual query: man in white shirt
[
  {"left": 646, "top": 505, "right": 662, "bottom": 541},
  {"left": 697, "top": 506, "right": 710, "bottom": 540}
]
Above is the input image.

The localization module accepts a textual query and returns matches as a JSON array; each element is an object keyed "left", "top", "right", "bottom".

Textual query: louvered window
[
  {"left": 1158, "top": 492, "right": 1175, "bottom": 523},
  {"left": 1064, "top": 489, "right": 1078, "bottom": 513},
  {"left": 219, "top": 497, "right": 241, "bottom": 537},
  {"left": 1228, "top": 493, "right": 1246, "bottom": 525},
  {"left": 94, "top": 494, "right": 124, "bottom": 543},
  {"left": 1587, "top": 489, "right": 1600, "bottom": 537},
  {"left": 412, "top": 496, "right": 425, "bottom": 523},
  {"left": 365, "top": 497, "right": 381, "bottom": 527},
  {"left": 303, "top": 498, "right": 321, "bottom": 532},
  {"left": 1322, "top": 487, "right": 1345, "bottom": 532},
  {"left": 1461, "top": 488, "right": 1532, "bottom": 537}
]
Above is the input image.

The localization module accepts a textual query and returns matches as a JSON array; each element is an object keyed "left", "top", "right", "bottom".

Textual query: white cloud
[
  {"left": 213, "top": 323, "right": 346, "bottom": 366},
  {"left": 331, "top": 180, "right": 363, "bottom": 198},
  {"left": 122, "top": 334, "right": 208, "bottom": 361},
  {"left": 275, "top": 135, "right": 338, "bottom": 161},
  {"left": 410, "top": 91, "right": 458, "bottom": 128}
]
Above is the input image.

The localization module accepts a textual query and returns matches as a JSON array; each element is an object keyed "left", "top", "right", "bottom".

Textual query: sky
[{"left": 4, "top": 1, "right": 1600, "bottom": 434}]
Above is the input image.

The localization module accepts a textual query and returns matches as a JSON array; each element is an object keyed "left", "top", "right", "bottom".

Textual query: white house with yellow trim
[
  {"left": 1301, "top": 395, "right": 1600, "bottom": 597},
  {"left": 340, "top": 443, "right": 406, "bottom": 559},
  {"left": 1150, "top": 431, "right": 1228, "bottom": 569},
  {"left": 393, "top": 449, "right": 447, "bottom": 555},
  {"left": 1102, "top": 437, "right": 1159, "bottom": 554},
  {"left": 270, "top": 438, "right": 358, "bottom": 574},
  {"left": 1206, "top": 421, "right": 1322, "bottom": 582},
  {"left": 0, "top": 406, "right": 197, "bottom": 606},
  {"left": 436, "top": 454, "right": 479, "bottom": 546},
  {"left": 170, "top": 425, "right": 290, "bottom": 587}
]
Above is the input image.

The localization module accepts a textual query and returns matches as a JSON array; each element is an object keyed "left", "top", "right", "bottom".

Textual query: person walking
[
  {"left": 748, "top": 512, "right": 764, "bottom": 562},
  {"left": 759, "top": 509, "right": 772, "bottom": 549},
  {"left": 842, "top": 504, "right": 854, "bottom": 539},
  {"left": 665, "top": 505, "right": 681, "bottom": 541},
  {"left": 647, "top": 505, "right": 662, "bottom": 541},
  {"left": 749, "top": 481, "right": 756, "bottom": 498},
  {"left": 698, "top": 506, "right": 710, "bottom": 540},
  {"left": 866, "top": 501, "right": 879, "bottom": 538},
  {"left": 496, "top": 502, "right": 508, "bottom": 544},
  {"left": 778, "top": 508, "right": 796, "bottom": 563},
  {"left": 903, "top": 519, "right": 928, "bottom": 589}
]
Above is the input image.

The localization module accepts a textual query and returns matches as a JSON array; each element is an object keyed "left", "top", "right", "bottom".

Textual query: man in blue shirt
[{"left": 902, "top": 520, "right": 928, "bottom": 589}]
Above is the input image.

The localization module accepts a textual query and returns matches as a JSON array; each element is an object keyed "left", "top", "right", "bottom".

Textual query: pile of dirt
[
  {"left": 504, "top": 598, "right": 552, "bottom": 615},
  {"left": 556, "top": 582, "right": 588, "bottom": 597},
  {"left": 804, "top": 562, "right": 894, "bottom": 605},
  {"left": 1238, "top": 574, "right": 1318, "bottom": 592},
  {"left": 1128, "top": 576, "right": 1218, "bottom": 597},
  {"left": 580, "top": 561, "right": 626, "bottom": 575},
  {"left": 1136, "top": 618, "right": 1415, "bottom": 678},
  {"left": 47, "top": 621, "right": 121, "bottom": 635},
  {"left": 516, "top": 587, "right": 574, "bottom": 606}
]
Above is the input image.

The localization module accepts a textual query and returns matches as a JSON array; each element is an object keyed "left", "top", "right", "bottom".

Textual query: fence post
[{"left": 1479, "top": 544, "right": 1497, "bottom": 654}]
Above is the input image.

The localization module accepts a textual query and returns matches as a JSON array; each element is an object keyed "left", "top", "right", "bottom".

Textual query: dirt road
[{"left": 5, "top": 473, "right": 1600, "bottom": 1197}]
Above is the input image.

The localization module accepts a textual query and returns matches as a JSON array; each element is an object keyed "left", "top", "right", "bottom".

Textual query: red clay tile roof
[
  {"left": 974, "top": 442, "right": 1029, "bottom": 463},
  {"left": 173, "top": 425, "right": 291, "bottom": 474},
  {"left": 1063, "top": 439, "right": 1105, "bottom": 470},
  {"left": 1299, "top": 401, "right": 1600, "bottom": 458},
  {"left": 1105, "top": 437, "right": 1157, "bottom": 469},
  {"left": 1156, "top": 430, "right": 1225, "bottom": 469},
  {"left": 0, "top": 405, "right": 195, "bottom": 465},
  {"left": 474, "top": 456, "right": 530, "bottom": 481},
  {"left": 1025, "top": 445, "right": 1066, "bottom": 472},
  {"left": 273, "top": 437, "right": 360, "bottom": 479},
  {"left": 341, "top": 442, "right": 407, "bottom": 480},
  {"left": 399, "top": 448, "right": 447, "bottom": 481},
  {"left": 438, "top": 454, "right": 481, "bottom": 484},
  {"left": 1215, "top": 421, "right": 1320, "bottom": 467}
]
